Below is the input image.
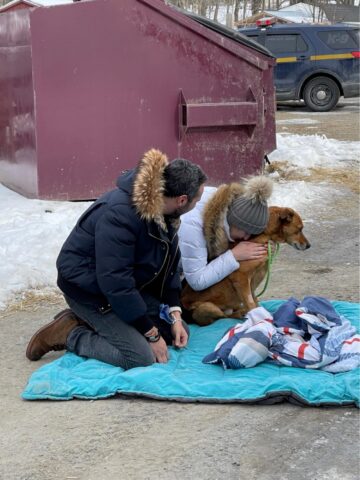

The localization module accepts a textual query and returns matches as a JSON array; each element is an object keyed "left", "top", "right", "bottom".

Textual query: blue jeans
[{"left": 65, "top": 294, "right": 189, "bottom": 370}]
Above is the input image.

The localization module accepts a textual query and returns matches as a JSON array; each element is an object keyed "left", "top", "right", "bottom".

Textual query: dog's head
[{"left": 264, "top": 207, "right": 311, "bottom": 251}]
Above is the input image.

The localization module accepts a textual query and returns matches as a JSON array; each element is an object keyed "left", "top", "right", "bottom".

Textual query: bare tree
[
  {"left": 234, "top": 0, "right": 241, "bottom": 22},
  {"left": 167, "top": 1, "right": 358, "bottom": 22},
  {"left": 252, "top": 0, "right": 263, "bottom": 14}
]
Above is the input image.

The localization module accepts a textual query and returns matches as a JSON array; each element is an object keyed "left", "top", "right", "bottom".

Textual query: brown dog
[{"left": 181, "top": 206, "right": 310, "bottom": 326}]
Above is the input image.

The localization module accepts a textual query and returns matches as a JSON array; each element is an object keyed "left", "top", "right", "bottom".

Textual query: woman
[{"left": 178, "top": 176, "right": 273, "bottom": 291}]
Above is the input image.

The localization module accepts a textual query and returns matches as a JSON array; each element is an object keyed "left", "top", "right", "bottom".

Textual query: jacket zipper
[
  {"left": 160, "top": 231, "right": 179, "bottom": 297},
  {"left": 138, "top": 231, "right": 169, "bottom": 292}
]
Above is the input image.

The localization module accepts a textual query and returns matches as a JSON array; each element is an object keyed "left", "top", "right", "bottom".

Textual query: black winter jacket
[{"left": 56, "top": 150, "right": 181, "bottom": 334}]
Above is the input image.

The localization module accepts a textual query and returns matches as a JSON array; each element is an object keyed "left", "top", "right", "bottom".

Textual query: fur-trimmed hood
[
  {"left": 132, "top": 149, "right": 169, "bottom": 231},
  {"left": 203, "top": 176, "right": 273, "bottom": 259}
]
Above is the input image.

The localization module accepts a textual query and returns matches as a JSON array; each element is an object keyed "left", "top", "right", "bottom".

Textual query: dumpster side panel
[
  {"left": 30, "top": 0, "right": 275, "bottom": 199},
  {"left": 262, "top": 66, "right": 277, "bottom": 156},
  {"left": 0, "top": 9, "right": 37, "bottom": 197}
]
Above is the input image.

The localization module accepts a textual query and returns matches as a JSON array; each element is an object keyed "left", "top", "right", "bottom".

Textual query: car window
[
  {"left": 317, "top": 30, "right": 358, "bottom": 49},
  {"left": 265, "top": 34, "right": 308, "bottom": 53},
  {"left": 245, "top": 34, "right": 260, "bottom": 44},
  {"left": 350, "top": 29, "right": 360, "bottom": 46}
]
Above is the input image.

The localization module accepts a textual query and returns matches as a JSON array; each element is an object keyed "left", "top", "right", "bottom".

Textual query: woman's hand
[{"left": 231, "top": 241, "right": 268, "bottom": 262}]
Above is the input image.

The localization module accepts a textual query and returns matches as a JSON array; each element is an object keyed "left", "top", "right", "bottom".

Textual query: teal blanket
[{"left": 22, "top": 300, "right": 360, "bottom": 406}]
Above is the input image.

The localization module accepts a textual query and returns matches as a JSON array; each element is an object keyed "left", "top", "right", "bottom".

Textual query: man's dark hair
[{"left": 163, "top": 159, "right": 207, "bottom": 202}]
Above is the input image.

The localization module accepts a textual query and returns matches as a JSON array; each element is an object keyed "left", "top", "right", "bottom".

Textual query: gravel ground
[
  {"left": 0, "top": 98, "right": 359, "bottom": 480},
  {"left": 276, "top": 97, "right": 360, "bottom": 142},
  {"left": 268, "top": 98, "right": 360, "bottom": 304}
]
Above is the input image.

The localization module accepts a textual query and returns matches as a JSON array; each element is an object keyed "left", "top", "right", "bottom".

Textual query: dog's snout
[{"left": 292, "top": 241, "right": 311, "bottom": 251}]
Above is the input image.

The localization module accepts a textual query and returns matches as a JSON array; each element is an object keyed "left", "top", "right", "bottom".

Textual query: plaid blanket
[{"left": 203, "top": 296, "right": 360, "bottom": 373}]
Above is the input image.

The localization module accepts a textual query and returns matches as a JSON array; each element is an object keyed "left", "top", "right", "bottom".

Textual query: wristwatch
[
  {"left": 145, "top": 332, "right": 161, "bottom": 343},
  {"left": 144, "top": 327, "right": 161, "bottom": 343}
]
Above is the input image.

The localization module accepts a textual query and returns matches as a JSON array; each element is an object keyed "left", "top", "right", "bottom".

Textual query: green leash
[{"left": 256, "top": 242, "right": 280, "bottom": 298}]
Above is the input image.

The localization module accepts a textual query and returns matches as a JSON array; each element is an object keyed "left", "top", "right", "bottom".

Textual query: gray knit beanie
[{"left": 226, "top": 176, "right": 273, "bottom": 235}]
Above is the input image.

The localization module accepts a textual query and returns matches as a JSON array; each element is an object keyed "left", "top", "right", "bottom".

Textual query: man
[
  {"left": 178, "top": 176, "right": 273, "bottom": 291},
  {"left": 26, "top": 149, "right": 206, "bottom": 369}
]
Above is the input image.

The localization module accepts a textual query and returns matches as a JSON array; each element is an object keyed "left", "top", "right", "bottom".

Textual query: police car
[{"left": 238, "top": 18, "right": 360, "bottom": 111}]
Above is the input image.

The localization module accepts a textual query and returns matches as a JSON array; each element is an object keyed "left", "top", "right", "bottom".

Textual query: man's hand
[
  {"left": 231, "top": 241, "right": 268, "bottom": 262},
  {"left": 171, "top": 318, "right": 188, "bottom": 348},
  {"left": 149, "top": 336, "right": 169, "bottom": 363}
]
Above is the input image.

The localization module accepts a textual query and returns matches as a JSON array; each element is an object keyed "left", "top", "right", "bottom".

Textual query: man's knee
[{"left": 121, "top": 348, "right": 155, "bottom": 371}]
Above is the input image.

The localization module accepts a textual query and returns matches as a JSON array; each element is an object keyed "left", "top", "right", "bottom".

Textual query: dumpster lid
[{"left": 175, "top": 7, "right": 275, "bottom": 59}]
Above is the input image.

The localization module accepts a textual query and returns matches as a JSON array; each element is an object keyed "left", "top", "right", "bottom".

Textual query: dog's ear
[{"left": 279, "top": 208, "right": 294, "bottom": 223}]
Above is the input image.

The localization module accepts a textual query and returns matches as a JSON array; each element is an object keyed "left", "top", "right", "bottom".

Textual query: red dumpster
[{"left": 0, "top": 0, "right": 276, "bottom": 200}]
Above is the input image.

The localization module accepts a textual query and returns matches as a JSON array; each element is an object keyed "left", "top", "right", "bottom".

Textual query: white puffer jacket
[{"left": 178, "top": 187, "right": 239, "bottom": 291}]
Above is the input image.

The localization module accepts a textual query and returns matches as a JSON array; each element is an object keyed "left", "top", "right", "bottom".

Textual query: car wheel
[{"left": 303, "top": 76, "right": 340, "bottom": 112}]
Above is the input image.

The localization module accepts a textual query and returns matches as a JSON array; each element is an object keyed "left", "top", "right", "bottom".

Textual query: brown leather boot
[{"left": 26, "top": 309, "right": 82, "bottom": 361}]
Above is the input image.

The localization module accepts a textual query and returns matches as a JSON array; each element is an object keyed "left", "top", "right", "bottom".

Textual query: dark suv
[{"left": 238, "top": 22, "right": 360, "bottom": 111}]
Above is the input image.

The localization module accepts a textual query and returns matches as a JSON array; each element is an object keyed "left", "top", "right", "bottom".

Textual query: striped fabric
[{"left": 203, "top": 297, "right": 360, "bottom": 373}]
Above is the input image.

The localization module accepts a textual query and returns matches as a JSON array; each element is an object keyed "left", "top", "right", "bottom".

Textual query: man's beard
[{"left": 165, "top": 205, "right": 188, "bottom": 220}]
